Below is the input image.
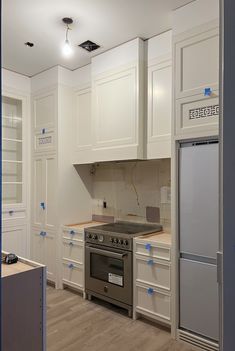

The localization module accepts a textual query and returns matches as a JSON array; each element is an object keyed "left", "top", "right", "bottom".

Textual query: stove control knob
[
  {"left": 92, "top": 234, "right": 97, "bottom": 240},
  {"left": 110, "top": 237, "right": 114, "bottom": 243},
  {"left": 123, "top": 240, "right": 128, "bottom": 246},
  {"left": 113, "top": 238, "right": 118, "bottom": 244},
  {"left": 87, "top": 233, "right": 92, "bottom": 239},
  {"left": 118, "top": 239, "right": 123, "bottom": 245}
]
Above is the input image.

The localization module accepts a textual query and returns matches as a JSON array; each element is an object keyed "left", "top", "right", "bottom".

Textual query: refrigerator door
[
  {"left": 179, "top": 142, "right": 219, "bottom": 258},
  {"left": 180, "top": 258, "right": 219, "bottom": 340}
]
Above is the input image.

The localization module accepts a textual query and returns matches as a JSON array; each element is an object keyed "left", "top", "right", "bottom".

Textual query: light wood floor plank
[{"left": 47, "top": 286, "right": 194, "bottom": 351}]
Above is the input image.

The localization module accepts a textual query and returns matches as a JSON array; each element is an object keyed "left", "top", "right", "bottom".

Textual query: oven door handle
[{"left": 87, "top": 246, "right": 127, "bottom": 259}]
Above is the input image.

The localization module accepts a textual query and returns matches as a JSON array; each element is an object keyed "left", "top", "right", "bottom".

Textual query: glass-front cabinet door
[{"left": 2, "top": 96, "right": 24, "bottom": 205}]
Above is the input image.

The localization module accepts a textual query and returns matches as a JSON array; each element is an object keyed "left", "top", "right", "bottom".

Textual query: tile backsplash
[{"left": 91, "top": 159, "right": 171, "bottom": 230}]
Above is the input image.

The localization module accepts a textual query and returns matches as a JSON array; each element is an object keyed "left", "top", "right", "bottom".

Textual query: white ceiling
[{"left": 3, "top": 0, "right": 194, "bottom": 77}]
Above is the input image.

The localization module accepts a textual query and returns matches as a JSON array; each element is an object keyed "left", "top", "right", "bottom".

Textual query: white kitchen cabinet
[
  {"left": 31, "top": 67, "right": 92, "bottom": 285},
  {"left": 133, "top": 233, "right": 171, "bottom": 326},
  {"left": 32, "top": 89, "right": 57, "bottom": 153},
  {"left": 62, "top": 260, "right": 84, "bottom": 290},
  {"left": 32, "top": 153, "right": 57, "bottom": 231},
  {"left": 31, "top": 228, "right": 56, "bottom": 281},
  {"left": 60, "top": 222, "right": 105, "bottom": 292},
  {"left": 147, "top": 31, "right": 172, "bottom": 159},
  {"left": 2, "top": 80, "right": 30, "bottom": 258},
  {"left": 32, "top": 90, "right": 56, "bottom": 132},
  {"left": 175, "top": 27, "right": 219, "bottom": 100},
  {"left": 173, "top": 0, "right": 219, "bottom": 139},
  {"left": 91, "top": 38, "right": 145, "bottom": 162},
  {"left": 2, "top": 225, "right": 28, "bottom": 258}
]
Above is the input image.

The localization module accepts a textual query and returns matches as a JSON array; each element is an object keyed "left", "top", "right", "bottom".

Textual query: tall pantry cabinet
[
  {"left": 31, "top": 67, "right": 92, "bottom": 284},
  {"left": 2, "top": 69, "right": 31, "bottom": 258}
]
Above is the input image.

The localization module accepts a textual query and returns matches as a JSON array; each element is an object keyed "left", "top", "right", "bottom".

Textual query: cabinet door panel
[
  {"left": 31, "top": 230, "right": 45, "bottom": 264},
  {"left": 2, "top": 226, "right": 27, "bottom": 258},
  {"left": 33, "top": 92, "right": 56, "bottom": 130},
  {"left": 175, "top": 28, "right": 219, "bottom": 99},
  {"left": 32, "top": 157, "right": 44, "bottom": 227},
  {"left": 93, "top": 68, "right": 136, "bottom": 148},
  {"left": 44, "top": 155, "right": 57, "bottom": 230},
  {"left": 148, "top": 61, "right": 171, "bottom": 159}
]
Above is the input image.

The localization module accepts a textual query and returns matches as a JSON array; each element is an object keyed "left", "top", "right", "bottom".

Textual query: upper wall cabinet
[
  {"left": 175, "top": 27, "right": 219, "bottom": 100},
  {"left": 91, "top": 38, "right": 145, "bottom": 162},
  {"left": 173, "top": 0, "right": 219, "bottom": 139},
  {"left": 147, "top": 31, "right": 172, "bottom": 159},
  {"left": 32, "top": 89, "right": 57, "bottom": 153}
]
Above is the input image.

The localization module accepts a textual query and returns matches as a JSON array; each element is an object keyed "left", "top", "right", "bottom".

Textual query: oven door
[{"left": 85, "top": 244, "right": 132, "bottom": 305}]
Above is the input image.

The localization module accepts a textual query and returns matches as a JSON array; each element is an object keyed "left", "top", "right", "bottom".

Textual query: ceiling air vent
[{"left": 78, "top": 40, "right": 100, "bottom": 52}]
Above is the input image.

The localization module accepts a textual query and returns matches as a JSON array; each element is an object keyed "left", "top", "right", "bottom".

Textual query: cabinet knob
[
  {"left": 147, "top": 288, "right": 154, "bottom": 296},
  {"left": 68, "top": 263, "right": 74, "bottom": 269},
  {"left": 147, "top": 259, "right": 154, "bottom": 266},
  {"left": 70, "top": 230, "right": 75, "bottom": 235},
  {"left": 69, "top": 242, "right": 74, "bottom": 246},
  {"left": 40, "top": 202, "right": 45, "bottom": 210},
  {"left": 145, "top": 243, "right": 152, "bottom": 251},
  {"left": 40, "top": 231, "right": 46, "bottom": 237},
  {"left": 9, "top": 210, "right": 14, "bottom": 216},
  {"left": 42, "top": 128, "right": 46, "bottom": 134},
  {"left": 204, "top": 87, "right": 212, "bottom": 96}
]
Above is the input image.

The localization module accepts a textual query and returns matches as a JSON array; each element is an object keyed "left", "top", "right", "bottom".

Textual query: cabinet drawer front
[
  {"left": 136, "top": 256, "right": 170, "bottom": 290},
  {"left": 62, "top": 240, "right": 84, "bottom": 264},
  {"left": 62, "top": 228, "right": 84, "bottom": 242},
  {"left": 136, "top": 284, "right": 171, "bottom": 322},
  {"left": 135, "top": 242, "right": 170, "bottom": 261},
  {"left": 175, "top": 93, "right": 219, "bottom": 138},
  {"left": 62, "top": 261, "right": 84, "bottom": 288},
  {"left": 2, "top": 209, "right": 26, "bottom": 224},
  {"left": 34, "top": 130, "right": 56, "bottom": 152}
]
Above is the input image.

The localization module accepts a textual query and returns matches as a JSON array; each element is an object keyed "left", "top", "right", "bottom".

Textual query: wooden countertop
[
  {"left": 136, "top": 231, "right": 171, "bottom": 246},
  {"left": 63, "top": 221, "right": 106, "bottom": 230},
  {"left": 2, "top": 261, "right": 36, "bottom": 278}
]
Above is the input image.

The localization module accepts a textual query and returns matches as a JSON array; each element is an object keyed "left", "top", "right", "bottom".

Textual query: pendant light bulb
[{"left": 63, "top": 39, "right": 73, "bottom": 57}]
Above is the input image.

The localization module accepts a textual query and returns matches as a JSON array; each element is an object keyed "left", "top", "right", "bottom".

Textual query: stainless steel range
[{"left": 85, "top": 221, "right": 162, "bottom": 317}]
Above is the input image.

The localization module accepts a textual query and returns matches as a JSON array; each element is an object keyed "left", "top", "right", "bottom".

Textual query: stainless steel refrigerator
[{"left": 179, "top": 140, "right": 219, "bottom": 341}]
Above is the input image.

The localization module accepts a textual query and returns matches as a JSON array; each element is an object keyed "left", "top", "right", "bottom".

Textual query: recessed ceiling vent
[{"left": 78, "top": 40, "right": 100, "bottom": 52}]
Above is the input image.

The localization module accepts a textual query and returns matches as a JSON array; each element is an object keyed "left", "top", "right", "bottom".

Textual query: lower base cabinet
[
  {"left": 31, "top": 228, "right": 56, "bottom": 282},
  {"left": 2, "top": 225, "right": 28, "bottom": 258},
  {"left": 135, "top": 283, "right": 171, "bottom": 324},
  {"left": 62, "top": 260, "right": 84, "bottom": 290},
  {"left": 133, "top": 233, "right": 171, "bottom": 326}
]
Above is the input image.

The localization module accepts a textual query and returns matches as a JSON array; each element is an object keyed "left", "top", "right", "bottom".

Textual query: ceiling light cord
[{"left": 65, "top": 24, "right": 71, "bottom": 42}]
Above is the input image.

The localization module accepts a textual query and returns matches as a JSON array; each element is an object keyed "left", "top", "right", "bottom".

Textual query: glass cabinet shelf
[{"left": 2, "top": 96, "right": 23, "bottom": 205}]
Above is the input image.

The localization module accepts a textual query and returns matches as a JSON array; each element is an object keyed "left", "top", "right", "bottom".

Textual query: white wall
[{"left": 2, "top": 68, "right": 31, "bottom": 94}]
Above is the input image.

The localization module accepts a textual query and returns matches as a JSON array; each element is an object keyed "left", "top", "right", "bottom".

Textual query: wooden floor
[{"left": 47, "top": 286, "right": 194, "bottom": 351}]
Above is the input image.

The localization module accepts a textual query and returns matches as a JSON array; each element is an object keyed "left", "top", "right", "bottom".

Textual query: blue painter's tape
[
  {"left": 40, "top": 202, "right": 45, "bottom": 210},
  {"left": 145, "top": 243, "right": 152, "bottom": 251},
  {"left": 147, "top": 288, "right": 154, "bottom": 296},
  {"left": 147, "top": 259, "right": 154, "bottom": 266},
  {"left": 204, "top": 87, "right": 212, "bottom": 96}
]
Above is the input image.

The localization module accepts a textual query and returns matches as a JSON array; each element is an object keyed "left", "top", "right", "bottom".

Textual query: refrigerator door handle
[{"left": 216, "top": 251, "right": 223, "bottom": 284}]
